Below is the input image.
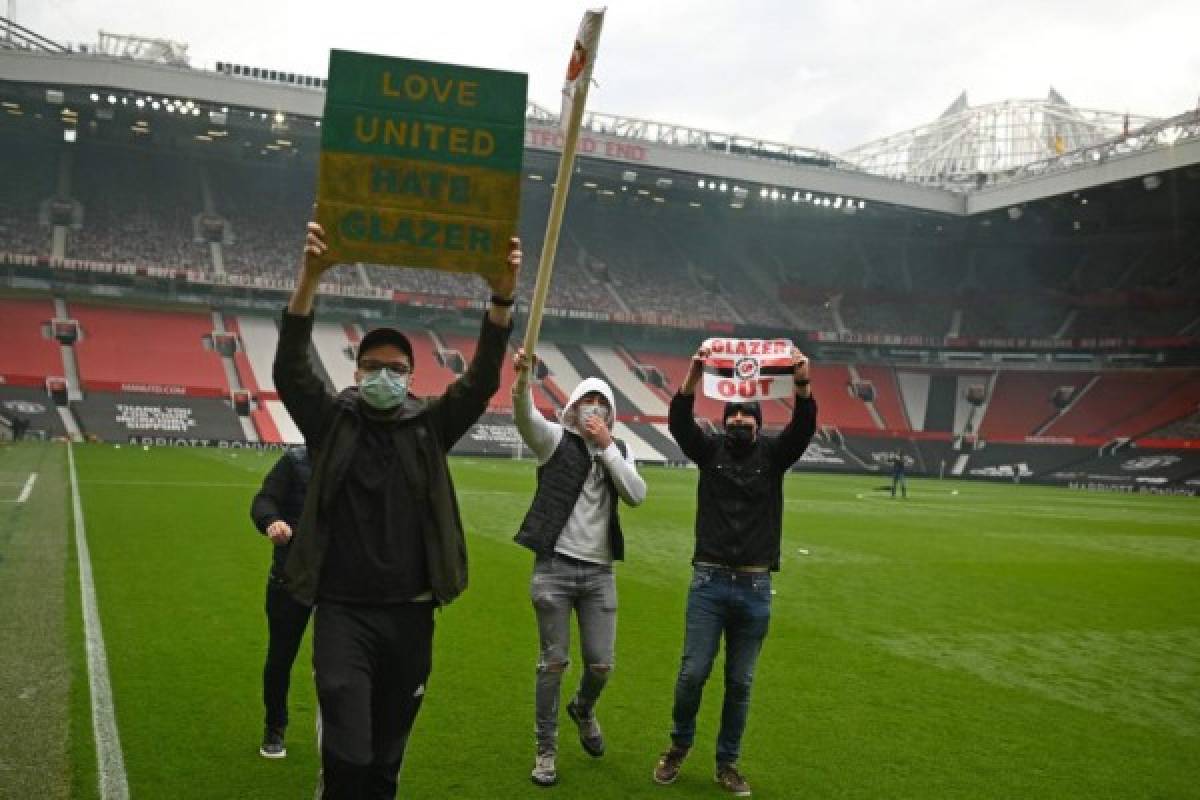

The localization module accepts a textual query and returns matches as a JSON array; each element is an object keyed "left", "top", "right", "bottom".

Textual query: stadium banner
[
  {"left": 700, "top": 338, "right": 795, "bottom": 401},
  {"left": 316, "top": 49, "right": 527, "bottom": 280}
]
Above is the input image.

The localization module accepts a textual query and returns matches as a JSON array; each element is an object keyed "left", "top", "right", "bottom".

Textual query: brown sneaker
[
  {"left": 653, "top": 745, "right": 690, "bottom": 785},
  {"left": 716, "top": 762, "right": 751, "bottom": 796}
]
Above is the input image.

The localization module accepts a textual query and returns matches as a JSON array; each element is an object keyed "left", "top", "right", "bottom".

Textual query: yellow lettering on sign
[
  {"left": 380, "top": 71, "right": 402, "bottom": 97},
  {"left": 356, "top": 116, "right": 380, "bottom": 143},
  {"left": 378, "top": 72, "right": 482, "bottom": 108},
  {"left": 403, "top": 74, "right": 428, "bottom": 101},
  {"left": 473, "top": 130, "right": 495, "bottom": 157}
]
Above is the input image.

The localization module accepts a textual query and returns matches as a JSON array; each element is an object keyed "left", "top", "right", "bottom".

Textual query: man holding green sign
[
  {"left": 277, "top": 49, "right": 526, "bottom": 800},
  {"left": 316, "top": 49, "right": 527, "bottom": 280}
]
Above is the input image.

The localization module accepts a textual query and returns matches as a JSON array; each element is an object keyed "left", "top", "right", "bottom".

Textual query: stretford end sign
[{"left": 316, "top": 50, "right": 527, "bottom": 279}]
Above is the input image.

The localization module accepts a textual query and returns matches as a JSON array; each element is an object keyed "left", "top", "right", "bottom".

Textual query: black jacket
[
  {"left": 668, "top": 391, "right": 817, "bottom": 571},
  {"left": 273, "top": 309, "right": 511, "bottom": 606},
  {"left": 250, "top": 447, "right": 312, "bottom": 580}
]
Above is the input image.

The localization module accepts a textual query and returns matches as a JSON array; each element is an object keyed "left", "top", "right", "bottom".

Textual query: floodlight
[
  {"left": 759, "top": 188, "right": 768, "bottom": 198},
  {"left": 136, "top": 98, "right": 145, "bottom": 108},
  {"left": 697, "top": 179, "right": 705, "bottom": 188},
  {"left": 89, "top": 93, "right": 99, "bottom": 102},
  {"left": 107, "top": 95, "right": 117, "bottom": 104},
  {"left": 719, "top": 182, "right": 727, "bottom": 192}
]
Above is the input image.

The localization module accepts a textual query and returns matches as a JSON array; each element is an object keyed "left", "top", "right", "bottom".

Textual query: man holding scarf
[{"left": 653, "top": 343, "right": 816, "bottom": 796}]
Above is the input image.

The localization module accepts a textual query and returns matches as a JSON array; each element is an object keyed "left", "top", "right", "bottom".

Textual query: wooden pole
[{"left": 519, "top": 19, "right": 603, "bottom": 364}]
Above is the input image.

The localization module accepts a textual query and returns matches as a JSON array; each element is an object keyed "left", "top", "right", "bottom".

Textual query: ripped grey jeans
[{"left": 530, "top": 553, "right": 617, "bottom": 752}]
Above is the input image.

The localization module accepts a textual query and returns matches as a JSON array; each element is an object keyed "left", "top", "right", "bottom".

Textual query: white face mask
[{"left": 577, "top": 402, "right": 609, "bottom": 425}]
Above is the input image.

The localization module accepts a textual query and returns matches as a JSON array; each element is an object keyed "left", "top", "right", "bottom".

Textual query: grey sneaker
[
  {"left": 653, "top": 744, "right": 689, "bottom": 784},
  {"left": 258, "top": 726, "right": 286, "bottom": 759},
  {"left": 531, "top": 748, "right": 558, "bottom": 787},
  {"left": 716, "top": 762, "right": 751, "bottom": 796},
  {"left": 565, "top": 698, "right": 605, "bottom": 757}
]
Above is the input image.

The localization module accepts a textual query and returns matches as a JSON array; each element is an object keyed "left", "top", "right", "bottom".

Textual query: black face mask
[{"left": 725, "top": 424, "right": 755, "bottom": 449}]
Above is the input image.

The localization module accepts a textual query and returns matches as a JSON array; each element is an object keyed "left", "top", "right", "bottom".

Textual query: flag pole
[{"left": 520, "top": 13, "right": 604, "bottom": 363}]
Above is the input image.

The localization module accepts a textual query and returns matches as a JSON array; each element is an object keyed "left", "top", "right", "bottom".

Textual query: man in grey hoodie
[{"left": 511, "top": 348, "right": 647, "bottom": 787}]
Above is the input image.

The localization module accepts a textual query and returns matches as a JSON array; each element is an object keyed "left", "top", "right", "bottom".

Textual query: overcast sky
[{"left": 17, "top": 0, "right": 1200, "bottom": 152}]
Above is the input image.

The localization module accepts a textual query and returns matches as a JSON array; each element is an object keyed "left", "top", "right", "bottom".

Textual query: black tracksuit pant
[
  {"left": 264, "top": 579, "right": 313, "bottom": 730},
  {"left": 313, "top": 600, "right": 435, "bottom": 800}
]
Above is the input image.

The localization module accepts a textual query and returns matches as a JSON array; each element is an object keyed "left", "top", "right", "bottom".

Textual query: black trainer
[
  {"left": 259, "top": 726, "right": 286, "bottom": 759},
  {"left": 565, "top": 698, "right": 605, "bottom": 757}
]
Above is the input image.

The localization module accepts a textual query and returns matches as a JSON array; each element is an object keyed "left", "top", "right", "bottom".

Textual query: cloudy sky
[{"left": 17, "top": 0, "right": 1200, "bottom": 152}]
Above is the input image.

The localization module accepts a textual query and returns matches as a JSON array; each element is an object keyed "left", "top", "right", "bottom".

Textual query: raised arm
[
  {"left": 273, "top": 221, "right": 338, "bottom": 447},
  {"left": 767, "top": 348, "right": 818, "bottom": 471},
  {"left": 668, "top": 345, "right": 717, "bottom": 466},
  {"left": 511, "top": 348, "right": 562, "bottom": 463},
  {"left": 428, "top": 239, "right": 521, "bottom": 448}
]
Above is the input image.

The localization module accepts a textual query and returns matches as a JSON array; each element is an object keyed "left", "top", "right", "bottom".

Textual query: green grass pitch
[{"left": 3, "top": 441, "right": 1198, "bottom": 798}]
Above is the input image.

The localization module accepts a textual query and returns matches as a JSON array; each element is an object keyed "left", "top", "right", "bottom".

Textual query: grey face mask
[{"left": 359, "top": 368, "right": 409, "bottom": 410}]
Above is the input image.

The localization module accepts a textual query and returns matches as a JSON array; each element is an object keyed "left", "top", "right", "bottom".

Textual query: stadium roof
[{"left": 1, "top": 32, "right": 1198, "bottom": 217}]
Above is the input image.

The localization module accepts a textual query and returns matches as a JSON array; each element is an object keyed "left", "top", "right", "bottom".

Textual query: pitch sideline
[{"left": 67, "top": 442, "right": 130, "bottom": 800}]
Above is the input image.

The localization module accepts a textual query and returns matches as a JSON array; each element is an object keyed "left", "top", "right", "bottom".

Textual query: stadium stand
[
  {"left": 0, "top": 140, "right": 55, "bottom": 258},
  {"left": 808, "top": 365, "right": 877, "bottom": 430},
  {"left": 977, "top": 371, "right": 1095, "bottom": 439},
  {"left": 310, "top": 322, "right": 357, "bottom": 392},
  {"left": 854, "top": 365, "right": 911, "bottom": 431},
  {"left": 841, "top": 298, "right": 953, "bottom": 338},
  {"left": 0, "top": 297, "right": 62, "bottom": 385},
  {"left": 1042, "top": 371, "right": 1200, "bottom": 439},
  {"left": 1149, "top": 409, "right": 1200, "bottom": 440},
  {"left": 68, "top": 144, "right": 210, "bottom": 268},
  {"left": 69, "top": 303, "right": 229, "bottom": 395}
]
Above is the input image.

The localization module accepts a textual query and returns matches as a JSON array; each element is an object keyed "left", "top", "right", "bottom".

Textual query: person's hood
[{"left": 562, "top": 377, "right": 617, "bottom": 431}]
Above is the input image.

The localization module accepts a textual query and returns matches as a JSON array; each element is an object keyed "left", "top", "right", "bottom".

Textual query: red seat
[
  {"left": 71, "top": 304, "right": 228, "bottom": 395},
  {"left": 0, "top": 298, "right": 61, "bottom": 386}
]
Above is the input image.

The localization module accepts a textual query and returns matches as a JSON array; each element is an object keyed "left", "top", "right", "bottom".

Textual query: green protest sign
[{"left": 316, "top": 49, "right": 527, "bottom": 279}]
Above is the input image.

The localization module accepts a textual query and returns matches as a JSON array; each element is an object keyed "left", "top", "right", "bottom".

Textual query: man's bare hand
[
  {"left": 266, "top": 520, "right": 292, "bottom": 545},
  {"left": 682, "top": 345, "right": 712, "bottom": 394},
  {"left": 301, "top": 221, "right": 336, "bottom": 279},
  {"left": 487, "top": 237, "right": 521, "bottom": 300},
  {"left": 792, "top": 347, "right": 810, "bottom": 381},
  {"left": 512, "top": 346, "right": 537, "bottom": 374},
  {"left": 582, "top": 414, "right": 613, "bottom": 449}
]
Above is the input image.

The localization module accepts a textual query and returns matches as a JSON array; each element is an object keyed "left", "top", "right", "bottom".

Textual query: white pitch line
[
  {"left": 16, "top": 472, "right": 37, "bottom": 504},
  {"left": 67, "top": 442, "right": 130, "bottom": 800}
]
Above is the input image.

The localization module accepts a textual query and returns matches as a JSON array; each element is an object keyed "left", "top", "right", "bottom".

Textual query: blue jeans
[{"left": 670, "top": 565, "right": 772, "bottom": 765}]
